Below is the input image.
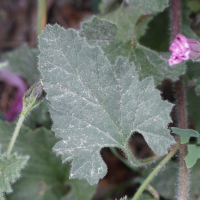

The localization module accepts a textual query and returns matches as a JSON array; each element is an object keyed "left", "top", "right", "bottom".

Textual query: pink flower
[
  {"left": 168, "top": 33, "right": 200, "bottom": 66},
  {"left": 0, "top": 69, "right": 27, "bottom": 122}
]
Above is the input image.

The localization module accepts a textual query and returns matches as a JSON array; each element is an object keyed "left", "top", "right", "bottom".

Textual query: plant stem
[
  {"left": 171, "top": 0, "right": 181, "bottom": 39},
  {"left": 110, "top": 147, "right": 140, "bottom": 172},
  {"left": 123, "top": 144, "right": 160, "bottom": 167},
  {"left": 37, "top": 0, "right": 47, "bottom": 36},
  {"left": 6, "top": 97, "right": 37, "bottom": 156},
  {"left": 171, "top": 0, "right": 190, "bottom": 199},
  {"left": 131, "top": 145, "right": 178, "bottom": 200},
  {"left": 6, "top": 113, "right": 25, "bottom": 156},
  {"left": 175, "top": 78, "right": 189, "bottom": 200}
]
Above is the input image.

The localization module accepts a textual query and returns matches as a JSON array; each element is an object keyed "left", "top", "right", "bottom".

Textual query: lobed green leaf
[
  {"left": 0, "top": 120, "right": 96, "bottom": 200},
  {"left": 80, "top": 16, "right": 186, "bottom": 85},
  {"left": 39, "top": 24, "right": 175, "bottom": 184},
  {"left": 0, "top": 154, "right": 29, "bottom": 195}
]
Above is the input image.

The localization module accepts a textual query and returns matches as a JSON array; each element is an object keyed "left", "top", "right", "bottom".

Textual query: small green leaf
[
  {"left": 128, "top": 0, "right": 169, "bottom": 13},
  {"left": 1, "top": 44, "right": 40, "bottom": 85},
  {"left": 39, "top": 24, "right": 175, "bottom": 184},
  {"left": 185, "top": 144, "right": 200, "bottom": 168},
  {"left": 0, "top": 154, "right": 29, "bottom": 194},
  {"left": 0, "top": 120, "right": 96, "bottom": 200},
  {"left": 80, "top": 16, "right": 186, "bottom": 85},
  {"left": 171, "top": 127, "right": 200, "bottom": 144}
]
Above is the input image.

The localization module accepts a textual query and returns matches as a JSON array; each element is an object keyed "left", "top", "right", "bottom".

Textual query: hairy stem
[
  {"left": 124, "top": 144, "right": 160, "bottom": 167},
  {"left": 175, "top": 78, "right": 189, "bottom": 200},
  {"left": 6, "top": 113, "right": 25, "bottom": 155},
  {"left": 6, "top": 95, "right": 39, "bottom": 155},
  {"left": 171, "top": 0, "right": 190, "bottom": 199},
  {"left": 110, "top": 147, "right": 140, "bottom": 171},
  {"left": 171, "top": 0, "right": 181, "bottom": 39},
  {"left": 37, "top": 0, "right": 47, "bottom": 36},
  {"left": 131, "top": 145, "right": 179, "bottom": 200}
]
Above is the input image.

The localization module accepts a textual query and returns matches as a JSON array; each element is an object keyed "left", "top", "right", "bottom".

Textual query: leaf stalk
[
  {"left": 6, "top": 112, "right": 25, "bottom": 156},
  {"left": 131, "top": 145, "right": 178, "bottom": 200}
]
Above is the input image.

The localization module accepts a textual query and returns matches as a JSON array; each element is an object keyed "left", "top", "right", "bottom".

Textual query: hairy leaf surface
[
  {"left": 80, "top": 16, "right": 186, "bottom": 85},
  {"left": 0, "top": 154, "right": 29, "bottom": 195},
  {"left": 39, "top": 24, "right": 175, "bottom": 184},
  {"left": 0, "top": 121, "right": 96, "bottom": 200}
]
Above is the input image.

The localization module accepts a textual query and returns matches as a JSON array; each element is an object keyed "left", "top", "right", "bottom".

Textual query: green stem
[
  {"left": 110, "top": 147, "right": 140, "bottom": 171},
  {"left": 6, "top": 113, "right": 25, "bottom": 155},
  {"left": 124, "top": 144, "right": 160, "bottom": 166},
  {"left": 131, "top": 145, "right": 178, "bottom": 200},
  {"left": 37, "top": 0, "right": 47, "bottom": 36},
  {"left": 6, "top": 99, "right": 36, "bottom": 155}
]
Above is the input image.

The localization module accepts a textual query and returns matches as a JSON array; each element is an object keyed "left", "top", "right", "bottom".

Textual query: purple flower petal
[
  {"left": 0, "top": 69, "right": 27, "bottom": 122},
  {"left": 168, "top": 33, "right": 200, "bottom": 66},
  {"left": 168, "top": 54, "right": 183, "bottom": 66}
]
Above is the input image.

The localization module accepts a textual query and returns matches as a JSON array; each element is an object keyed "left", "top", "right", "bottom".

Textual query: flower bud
[
  {"left": 22, "top": 81, "right": 46, "bottom": 115},
  {"left": 168, "top": 33, "right": 200, "bottom": 66}
]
